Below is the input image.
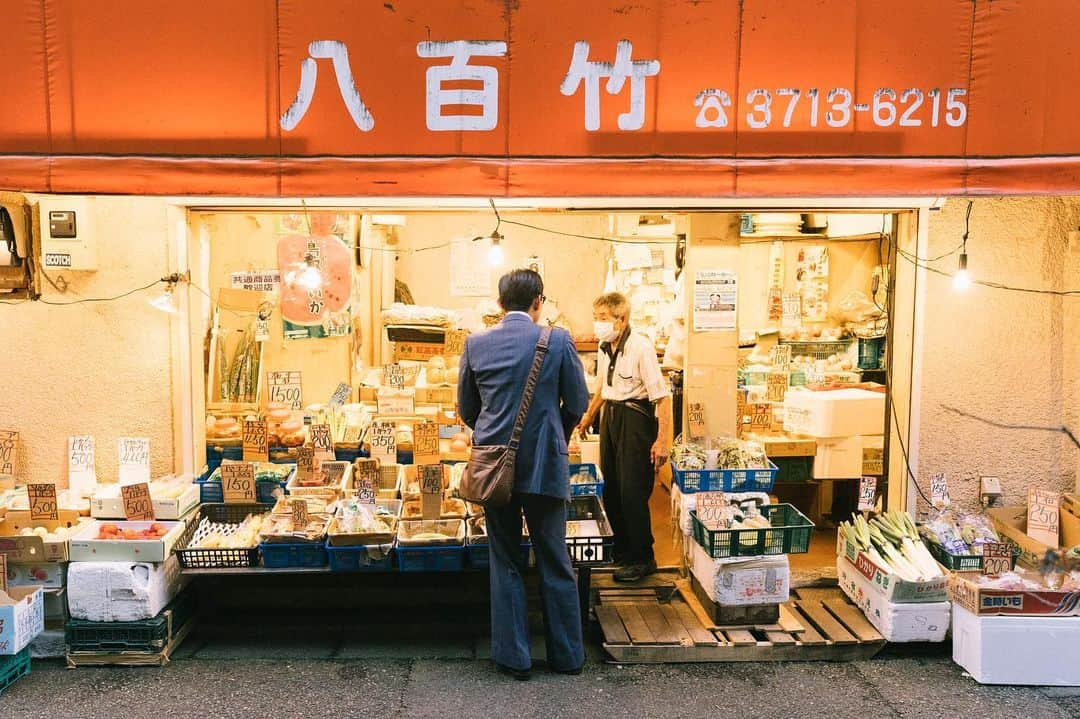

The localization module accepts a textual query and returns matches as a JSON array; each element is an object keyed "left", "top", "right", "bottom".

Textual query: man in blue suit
[{"left": 458, "top": 269, "right": 591, "bottom": 680}]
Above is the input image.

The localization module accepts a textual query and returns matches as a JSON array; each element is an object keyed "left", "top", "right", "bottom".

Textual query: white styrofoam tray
[{"left": 90, "top": 481, "right": 200, "bottom": 520}]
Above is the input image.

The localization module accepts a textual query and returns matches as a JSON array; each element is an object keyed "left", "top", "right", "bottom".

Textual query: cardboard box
[
  {"left": 987, "top": 505, "right": 1067, "bottom": 568},
  {"left": 814, "top": 436, "right": 864, "bottom": 479},
  {"left": 947, "top": 571, "right": 1080, "bottom": 617},
  {"left": 745, "top": 433, "right": 817, "bottom": 458},
  {"left": 952, "top": 603, "right": 1080, "bottom": 686},
  {"left": 689, "top": 540, "right": 789, "bottom": 606},
  {"left": 0, "top": 509, "right": 84, "bottom": 562},
  {"left": 90, "top": 481, "right": 200, "bottom": 520},
  {"left": 0, "top": 586, "right": 44, "bottom": 655},
  {"left": 836, "top": 535, "right": 948, "bottom": 603},
  {"left": 837, "top": 557, "right": 949, "bottom": 642},
  {"left": 68, "top": 521, "right": 186, "bottom": 563},
  {"left": 688, "top": 574, "right": 780, "bottom": 626},
  {"left": 5, "top": 560, "right": 65, "bottom": 589}
]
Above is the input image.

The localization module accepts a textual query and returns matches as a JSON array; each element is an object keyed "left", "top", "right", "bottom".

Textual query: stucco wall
[
  {"left": 0, "top": 195, "right": 175, "bottom": 486},
  {"left": 917, "top": 197, "right": 1080, "bottom": 508}
]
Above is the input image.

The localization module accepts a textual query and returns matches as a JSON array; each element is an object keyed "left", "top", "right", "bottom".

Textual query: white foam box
[
  {"left": 67, "top": 554, "right": 187, "bottom": 622},
  {"left": 813, "top": 436, "right": 864, "bottom": 479},
  {"left": 68, "top": 520, "right": 186, "bottom": 562},
  {"left": 0, "top": 586, "right": 45, "bottom": 655},
  {"left": 837, "top": 557, "right": 949, "bottom": 642},
  {"left": 5, "top": 560, "right": 65, "bottom": 589},
  {"left": 90, "top": 480, "right": 200, "bottom": 520},
  {"left": 952, "top": 602, "right": 1080, "bottom": 686},
  {"left": 783, "top": 388, "right": 886, "bottom": 437},
  {"left": 690, "top": 540, "right": 789, "bottom": 606}
]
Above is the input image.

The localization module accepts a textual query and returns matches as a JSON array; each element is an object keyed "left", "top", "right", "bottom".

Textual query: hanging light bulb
[
  {"left": 487, "top": 232, "right": 505, "bottom": 267},
  {"left": 952, "top": 251, "right": 971, "bottom": 291},
  {"left": 149, "top": 283, "right": 178, "bottom": 314}
]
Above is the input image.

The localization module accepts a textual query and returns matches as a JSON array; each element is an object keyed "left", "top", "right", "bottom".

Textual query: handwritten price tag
[
  {"left": 121, "top": 482, "right": 155, "bottom": 520},
  {"left": 242, "top": 420, "right": 269, "bottom": 462},
  {"left": 368, "top": 421, "right": 397, "bottom": 464},
  {"left": 412, "top": 421, "right": 440, "bottom": 466},
  {"left": 68, "top": 435, "right": 96, "bottom": 494},
  {"left": 930, "top": 472, "right": 950, "bottom": 508},
  {"left": 0, "top": 429, "right": 17, "bottom": 476},
  {"left": 267, "top": 371, "right": 303, "bottom": 410},
  {"left": 290, "top": 498, "right": 309, "bottom": 529},
  {"left": 310, "top": 423, "right": 334, "bottom": 462},
  {"left": 419, "top": 464, "right": 443, "bottom": 520},
  {"left": 982, "top": 542, "right": 1013, "bottom": 576},
  {"left": 355, "top": 458, "right": 379, "bottom": 505},
  {"left": 770, "top": 344, "right": 792, "bottom": 368},
  {"left": 766, "top": 371, "right": 788, "bottom": 402},
  {"left": 858, "top": 476, "right": 878, "bottom": 513},
  {"left": 221, "top": 463, "right": 257, "bottom": 503},
  {"left": 28, "top": 483, "right": 59, "bottom": 521},
  {"left": 296, "top": 446, "right": 315, "bottom": 485},
  {"left": 443, "top": 329, "right": 468, "bottom": 356},
  {"left": 383, "top": 364, "right": 406, "bottom": 389},
  {"left": 328, "top": 382, "right": 352, "bottom": 408},
  {"left": 1027, "top": 488, "right": 1061, "bottom": 547},
  {"left": 118, "top": 437, "right": 151, "bottom": 486},
  {"left": 696, "top": 491, "right": 729, "bottom": 530},
  {"left": 687, "top": 402, "right": 706, "bottom": 439}
]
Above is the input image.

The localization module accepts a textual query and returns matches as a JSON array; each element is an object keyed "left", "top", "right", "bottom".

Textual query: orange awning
[{"left": 3, "top": 0, "right": 1079, "bottom": 197}]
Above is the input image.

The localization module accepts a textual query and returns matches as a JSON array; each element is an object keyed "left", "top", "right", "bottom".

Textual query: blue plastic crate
[
  {"left": 671, "top": 460, "right": 779, "bottom": 494},
  {"left": 197, "top": 478, "right": 287, "bottom": 504},
  {"left": 205, "top": 444, "right": 242, "bottom": 473},
  {"left": 0, "top": 649, "right": 30, "bottom": 697},
  {"left": 259, "top": 542, "right": 328, "bottom": 568},
  {"left": 466, "top": 542, "right": 531, "bottom": 570},
  {"left": 333, "top": 444, "right": 369, "bottom": 463},
  {"left": 326, "top": 543, "right": 394, "bottom": 572},
  {"left": 568, "top": 463, "right": 604, "bottom": 497},
  {"left": 396, "top": 544, "right": 465, "bottom": 572}
]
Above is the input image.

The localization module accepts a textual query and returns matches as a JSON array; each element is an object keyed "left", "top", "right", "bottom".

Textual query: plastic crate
[
  {"left": 205, "top": 444, "right": 242, "bottom": 473},
  {"left": 334, "top": 444, "right": 368, "bottom": 463},
  {"left": 568, "top": 463, "right": 604, "bottom": 497},
  {"left": 175, "top": 503, "right": 271, "bottom": 569},
  {"left": 566, "top": 495, "right": 614, "bottom": 565},
  {"left": 466, "top": 542, "right": 531, "bottom": 570},
  {"left": 857, "top": 336, "right": 886, "bottom": 370},
  {"left": 396, "top": 544, "right": 465, "bottom": 572},
  {"left": 690, "top": 503, "right": 814, "bottom": 558},
  {"left": 925, "top": 541, "right": 1019, "bottom": 573},
  {"left": 326, "top": 542, "right": 394, "bottom": 572},
  {"left": 0, "top": 649, "right": 30, "bottom": 697},
  {"left": 260, "top": 542, "right": 328, "bottom": 569},
  {"left": 778, "top": 339, "right": 853, "bottom": 360},
  {"left": 672, "top": 460, "right": 779, "bottom": 494},
  {"left": 772, "top": 456, "right": 813, "bottom": 483},
  {"left": 65, "top": 593, "right": 197, "bottom": 653},
  {"left": 197, "top": 478, "right": 287, "bottom": 504}
]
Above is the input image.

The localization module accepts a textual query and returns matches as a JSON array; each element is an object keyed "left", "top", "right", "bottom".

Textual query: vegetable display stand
[
  {"left": 259, "top": 542, "right": 328, "bottom": 569},
  {"left": 175, "top": 503, "right": 270, "bottom": 569},
  {"left": 691, "top": 504, "right": 813, "bottom": 558},
  {"left": 568, "top": 463, "right": 604, "bottom": 497},
  {"left": 326, "top": 542, "right": 394, "bottom": 572},
  {"left": 672, "top": 461, "right": 779, "bottom": 494},
  {"left": 566, "top": 495, "right": 615, "bottom": 565},
  {"left": 0, "top": 649, "right": 30, "bottom": 696}
]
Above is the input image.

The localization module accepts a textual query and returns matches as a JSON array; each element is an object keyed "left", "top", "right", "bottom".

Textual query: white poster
[
  {"left": 450, "top": 239, "right": 492, "bottom": 297},
  {"left": 693, "top": 269, "right": 737, "bottom": 331}
]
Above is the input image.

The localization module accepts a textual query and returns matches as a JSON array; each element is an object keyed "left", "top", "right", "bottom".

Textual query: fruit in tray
[
  {"left": 189, "top": 514, "right": 264, "bottom": 550},
  {"left": 96, "top": 523, "right": 172, "bottom": 540}
]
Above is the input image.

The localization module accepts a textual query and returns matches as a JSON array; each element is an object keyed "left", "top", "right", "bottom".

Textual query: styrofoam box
[
  {"left": 783, "top": 388, "right": 885, "bottom": 438},
  {"left": 67, "top": 555, "right": 188, "bottom": 622},
  {"left": 691, "top": 540, "right": 789, "bottom": 606},
  {"left": 90, "top": 480, "right": 200, "bottom": 520},
  {"left": 0, "top": 586, "right": 44, "bottom": 655},
  {"left": 952, "top": 602, "right": 1080, "bottom": 686},
  {"left": 68, "top": 520, "right": 186, "bottom": 562},
  {"left": 814, "top": 436, "right": 864, "bottom": 479},
  {"left": 837, "top": 557, "right": 948, "bottom": 642}
]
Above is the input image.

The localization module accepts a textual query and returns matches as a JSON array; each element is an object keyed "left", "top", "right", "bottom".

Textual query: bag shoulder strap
[{"left": 508, "top": 326, "right": 552, "bottom": 452}]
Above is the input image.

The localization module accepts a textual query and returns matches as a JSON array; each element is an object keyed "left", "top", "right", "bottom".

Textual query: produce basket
[
  {"left": 377, "top": 463, "right": 402, "bottom": 499},
  {"left": 396, "top": 519, "right": 466, "bottom": 572},
  {"left": 258, "top": 512, "right": 332, "bottom": 544},
  {"left": 0, "top": 649, "right": 30, "bottom": 697},
  {"left": 569, "top": 463, "right": 604, "bottom": 497},
  {"left": 326, "top": 542, "right": 394, "bottom": 572},
  {"left": 566, "top": 495, "right": 614, "bottom": 565},
  {"left": 777, "top": 338, "right": 853, "bottom": 360},
  {"left": 925, "top": 541, "right": 1019, "bottom": 573},
  {"left": 175, "top": 503, "right": 271, "bottom": 569},
  {"left": 285, "top": 460, "right": 351, "bottom": 498},
  {"left": 259, "top": 542, "right": 328, "bottom": 568},
  {"left": 402, "top": 497, "right": 466, "bottom": 521},
  {"left": 197, "top": 462, "right": 293, "bottom": 504},
  {"left": 672, "top": 460, "right": 779, "bottom": 494},
  {"left": 691, "top": 503, "right": 813, "bottom": 558},
  {"left": 65, "top": 592, "right": 197, "bottom": 653},
  {"left": 326, "top": 510, "right": 399, "bottom": 547}
]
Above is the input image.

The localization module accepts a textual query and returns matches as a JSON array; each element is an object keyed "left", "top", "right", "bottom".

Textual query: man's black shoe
[
  {"left": 495, "top": 663, "right": 532, "bottom": 681},
  {"left": 613, "top": 561, "right": 658, "bottom": 583},
  {"left": 552, "top": 665, "right": 584, "bottom": 676}
]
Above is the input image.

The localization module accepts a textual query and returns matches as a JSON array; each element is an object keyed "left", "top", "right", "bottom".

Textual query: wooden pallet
[
  {"left": 598, "top": 584, "right": 884, "bottom": 663},
  {"left": 65, "top": 618, "right": 195, "bottom": 668}
]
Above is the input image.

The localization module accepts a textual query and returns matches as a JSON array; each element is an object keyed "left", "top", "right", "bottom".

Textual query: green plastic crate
[
  {"left": 0, "top": 649, "right": 30, "bottom": 696},
  {"left": 925, "top": 541, "right": 1019, "bottom": 573},
  {"left": 65, "top": 592, "right": 197, "bottom": 653},
  {"left": 691, "top": 503, "right": 814, "bottom": 558},
  {"left": 772, "top": 456, "right": 813, "bottom": 483}
]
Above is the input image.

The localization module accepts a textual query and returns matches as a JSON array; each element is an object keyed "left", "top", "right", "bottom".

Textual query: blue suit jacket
[{"left": 458, "top": 313, "right": 591, "bottom": 500}]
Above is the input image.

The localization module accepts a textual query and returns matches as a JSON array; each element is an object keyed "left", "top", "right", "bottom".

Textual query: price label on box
[
  {"left": 310, "top": 423, "right": 334, "bottom": 462},
  {"left": 290, "top": 498, "right": 309, "bottom": 529},
  {"left": 1027, "top": 487, "right": 1061, "bottom": 547},
  {"left": 413, "top": 421, "right": 440, "bottom": 466},
  {"left": 355, "top": 458, "right": 379, "bottom": 505},
  {"left": 328, "top": 382, "right": 352, "bottom": 408},
  {"left": 982, "top": 541, "right": 1012, "bottom": 576},
  {"left": 930, "top": 472, "right": 950, "bottom": 508},
  {"left": 419, "top": 464, "right": 443, "bottom": 520},
  {"left": 28, "top": 483, "right": 59, "bottom": 521},
  {"left": 383, "top": 364, "right": 406, "bottom": 389},
  {"left": 267, "top": 371, "right": 303, "bottom": 409},
  {"left": 118, "top": 437, "right": 151, "bottom": 486},
  {"left": 443, "top": 329, "right": 468, "bottom": 356},
  {"left": 857, "top": 476, "right": 877, "bottom": 512},
  {"left": 0, "top": 429, "right": 17, "bottom": 476},
  {"left": 221, "top": 462, "right": 257, "bottom": 503},
  {"left": 368, "top": 421, "right": 397, "bottom": 464},
  {"left": 121, "top": 482, "right": 155, "bottom": 520},
  {"left": 696, "top": 491, "right": 729, "bottom": 530},
  {"left": 242, "top": 420, "right": 269, "bottom": 462}
]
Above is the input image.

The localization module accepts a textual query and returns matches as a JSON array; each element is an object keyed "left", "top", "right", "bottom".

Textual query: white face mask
[{"left": 593, "top": 321, "right": 617, "bottom": 342}]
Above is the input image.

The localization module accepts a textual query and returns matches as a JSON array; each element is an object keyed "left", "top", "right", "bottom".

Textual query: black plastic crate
[
  {"left": 175, "top": 503, "right": 270, "bottom": 569},
  {"left": 566, "top": 495, "right": 614, "bottom": 566},
  {"left": 65, "top": 592, "right": 197, "bottom": 653}
]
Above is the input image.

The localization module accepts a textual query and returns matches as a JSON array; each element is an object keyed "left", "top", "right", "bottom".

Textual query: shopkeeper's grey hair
[
  {"left": 498, "top": 269, "right": 545, "bottom": 312},
  {"left": 592, "top": 291, "right": 630, "bottom": 320}
]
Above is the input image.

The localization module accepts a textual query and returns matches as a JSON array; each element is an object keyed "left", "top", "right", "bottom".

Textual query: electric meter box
[{"left": 38, "top": 197, "right": 98, "bottom": 271}]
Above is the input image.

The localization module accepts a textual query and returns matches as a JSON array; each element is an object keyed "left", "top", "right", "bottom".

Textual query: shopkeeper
[{"left": 577, "top": 292, "right": 673, "bottom": 583}]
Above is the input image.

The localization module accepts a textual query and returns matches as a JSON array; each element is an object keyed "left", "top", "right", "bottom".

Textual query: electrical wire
[{"left": 1, "top": 278, "right": 163, "bottom": 306}]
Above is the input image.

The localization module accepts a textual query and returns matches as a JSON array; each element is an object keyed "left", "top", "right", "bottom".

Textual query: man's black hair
[{"left": 498, "top": 269, "right": 544, "bottom": 312}]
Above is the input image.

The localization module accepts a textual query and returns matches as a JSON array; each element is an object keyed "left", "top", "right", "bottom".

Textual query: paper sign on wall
[
  {"left": 221, "top": 463, "right": 257, "bottom": 503},
  {"left": 692, "top": 269, "right": 737, "bottom": 332},
  {"left": 0, "top": 430, "right": 17, "bottom": 476},
  {"left": 310, "top": 424, "right": 334, "bottom": 462},
  {"left": 328, "top": 382, "right": 352, "bottom": 408},
  {"left": 696, "top": 492, "right": 729, "bottom": 530},
  {"left": 68, "top": 436, "right": 96, "bottom": 495},
  {"left": 28, "top": 483, "right": 59, "bottom": 521},
  {"left": 121, "top": 482, "right": 155, "bottom": 520},
  {"left": 296, "top": 446, "right": 315, "bottom": 485},
  {"left": 982, "top": 542, "right": 1012, "bottom": 576},
  {"left": 413, "top": 422, "right": 440, "bottom": 466},
  {"left": 450, "top": 239, "right": 492, "bottom": 297},
  {"left": 368, "top": 421, "right": 397, "bottom": 464},
  {"left": 419, "top": 464, "right": 443, "bottom": 520},
  {"left": 857, "top": 476, "right": 878, "bottom": 513},
  {"left": 1027, "top": 488, "right": 1061, "bottom": 547},
  {"left": 117, "top": 438, "right": 151, "bottom": 486},
  {"left": 930, "top": 473, "right": 950, "bottom": 508},
  {"left": 267, "top": 371, "right": 303, "bottom": 410},
  {"left": 781, "top": 293, "right": 801, "bottom": 328},
  {"left": 355, "top": 458, "right": 379, "bottom": 505},
  {"left": 443, "top": 329, "right": 468, "bottom": 357},
  {"left": 687, "top": 402, "right": 706, "bottom": 439},
  {"left": 242, "top": 420, "right": 269, "bottom": 462}
]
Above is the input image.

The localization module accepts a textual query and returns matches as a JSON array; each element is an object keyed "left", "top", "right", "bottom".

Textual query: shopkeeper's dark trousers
[
  {"left": 486, "top": 492, "right": 584, "bottom": 672},
  {"left": 600, "top": 401, "right": 659, "bottom": 566}
]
